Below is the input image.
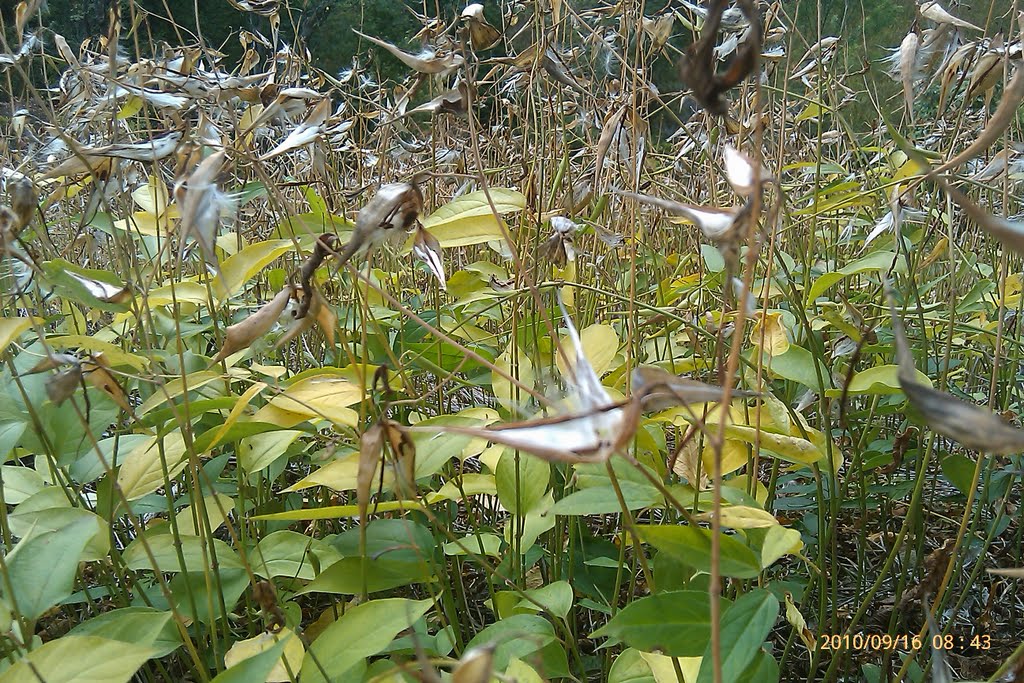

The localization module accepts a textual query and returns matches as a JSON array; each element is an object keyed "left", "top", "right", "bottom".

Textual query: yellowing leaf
[
  {"left": 421, "top": 189, "right": 527, "bottom": 248},
  {"left": 138, "top": 370, "right": 222, "bottom": 415},
  {"left": 132, "top": 175, "right": 175, "bottom": 217},
  {"left": 430, "top": 473, "right": 497, "bottom": 502},
  {"left": 174, "top": 493, "right": 234, "bottom": 536},
  {"left": 784, "top": 592, "right": 816, "bottom": 658},
  {"left": 46, "top": 335, "right": 149, "bottom": 372},
  {"left": 223, "top": 629, "right": 304, "bottom": 683},
  {"left": 283, "top": 450, "right": 392, "bottom": 494},
  {"left": 213, "top": 239, "right": 294, "bottom": 300},
  {"left": 556, "top": 323, "right": 618, "bottom": 379},
  {"left": 493, "top": 346, "right": 534, "bottom": 407},
  {"left": 717, "top": 423, "right": 824, "bottom": 465},
  {"left": 761, "top": 524, "right": 803, "bottom": 567},
  {"left": 117, "top": 432, "right": 190, "bottom": 500},
  {"left": 824, "top": 364, "right": 933, "bottom": 398},
  {"left": 263, "top": 372, "right": 362, "bottom": 427},
  {"left": 146, "top": 281, "right": 211, "bottom": 307}
]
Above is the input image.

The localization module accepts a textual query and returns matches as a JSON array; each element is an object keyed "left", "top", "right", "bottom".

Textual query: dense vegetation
[{"left": 0, "top": 1, "right": 1022, "bottom": 682}]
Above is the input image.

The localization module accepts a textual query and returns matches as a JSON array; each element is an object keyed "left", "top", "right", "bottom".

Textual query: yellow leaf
[
  {"left": 112, "top": 210, "right": 175, "bottom": 237},
  {"left": 750, "top": 311, "right": 790, "bottom": 355},
  {"left": 223, "top": 629, "right": 305, "bottom": 683},
  {"left": 556, "top": 323, "right": 619, "bottom": 379},
  {"left": 717, "top": 423, "right": 824, "bottom": 465},
  {"left": 639, "top": 652, "right": 702, "bottom": 683},
  {"left": 116, "top": 95, "right": 144, "bottom": 119},
  {"left": 702, "top": 505, "right": 779, "bottom": 529},
  {"left": 421, "top": 188, "right": 527, "bottom": 248},
  {"left": 701, "top": 438, "right": 748, "bottom": 477},
  {"left": 0, "top": 317, "right": 36, "bottom": 354}
]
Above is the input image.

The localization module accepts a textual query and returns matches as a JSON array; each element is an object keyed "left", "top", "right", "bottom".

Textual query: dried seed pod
[
  {"left": 213, "top": 285, "right": 294, "bottom": 362},
  {"left": 334, "top": 182, "right": 424, "bottom": 269},
  {"left": 631, "top": 365, "right": 758, "bottom": 413},
  {"left": 888, "top": 285, "right": 1024, "bottom": 454}
]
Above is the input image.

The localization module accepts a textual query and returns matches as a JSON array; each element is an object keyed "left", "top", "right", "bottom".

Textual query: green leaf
[
  {"left": 695, "top": 589, "right": 779, "bottom": 683},
  {"left": 551, "top": 482, "right": 662, "bottom": 515},
  {"left": 494, "top": 581, "right": 574, "bottom": 620},
  {"left": 608, "top": 648, "right": 657, "bottom": 683},
  {"left": 496, "top": 451, "right": 549, "bottom": 515},
  {"left": 0, "top": 635, "right": 156, "bottom": 683},
  {"left": 463, "top": 614, "right": 556, "bottom": 672},
  {"left": 3, "top": 516, "right": 95, "bottom": 621},
  {"left": 636, "top": 524, "right": 761, "bottom": 579},
  {"left": 250, "top": 530, "right": 341, "bottom": 580},
  {"left": 299, "top": 598, "right": 433, "bottom": 683},
  {"left": 807, "top": 251, "right": 903, "bottom": 302},
  {"left": 737, "top": 649, "right": 780, "bottom": 682},
  {"left": 421, "top": 189, "right": 527, "bottom": 247},
  {"left": 591, "top": 591, "right": 716, "bottom": 657},
  {"left": 1, "top": 465, "right": 45, "bottom": 504},
  {"left": 68, "top": 607, "right": 181, "bottom": 658},
  {"left": 761, "top": 344, "right": 831, "bottom": 391},
  {"left": 941, "top": 454, "right": 977, "bottom": 496},
  {"left": 300, "top": 557, "right": 435, "bottom": 595},
  {"left": 41, "top": 260, "right": 132, "bottom": 311},
  {"left": 122, "top": 533, "right": 243, "bottom": 572}
]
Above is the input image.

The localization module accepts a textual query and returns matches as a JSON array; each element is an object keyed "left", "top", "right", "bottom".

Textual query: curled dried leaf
[
  {"left": 82, "top": 353, "right": 134, "bottom": 415},
  {"left": 678, "top": 0, "right": 760, "bottom": 115},
  {"left": 297, "top": 234, "right": 339, "bottom": 320},
  {"left": 334, "top": 182, "right": 425, "bottom": 269},
  {"left": 46, "top": 366, "right": 82, "bottom": 405},
  {"left": 461, "top": 4, "right": 501, "bottom": 51}
]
